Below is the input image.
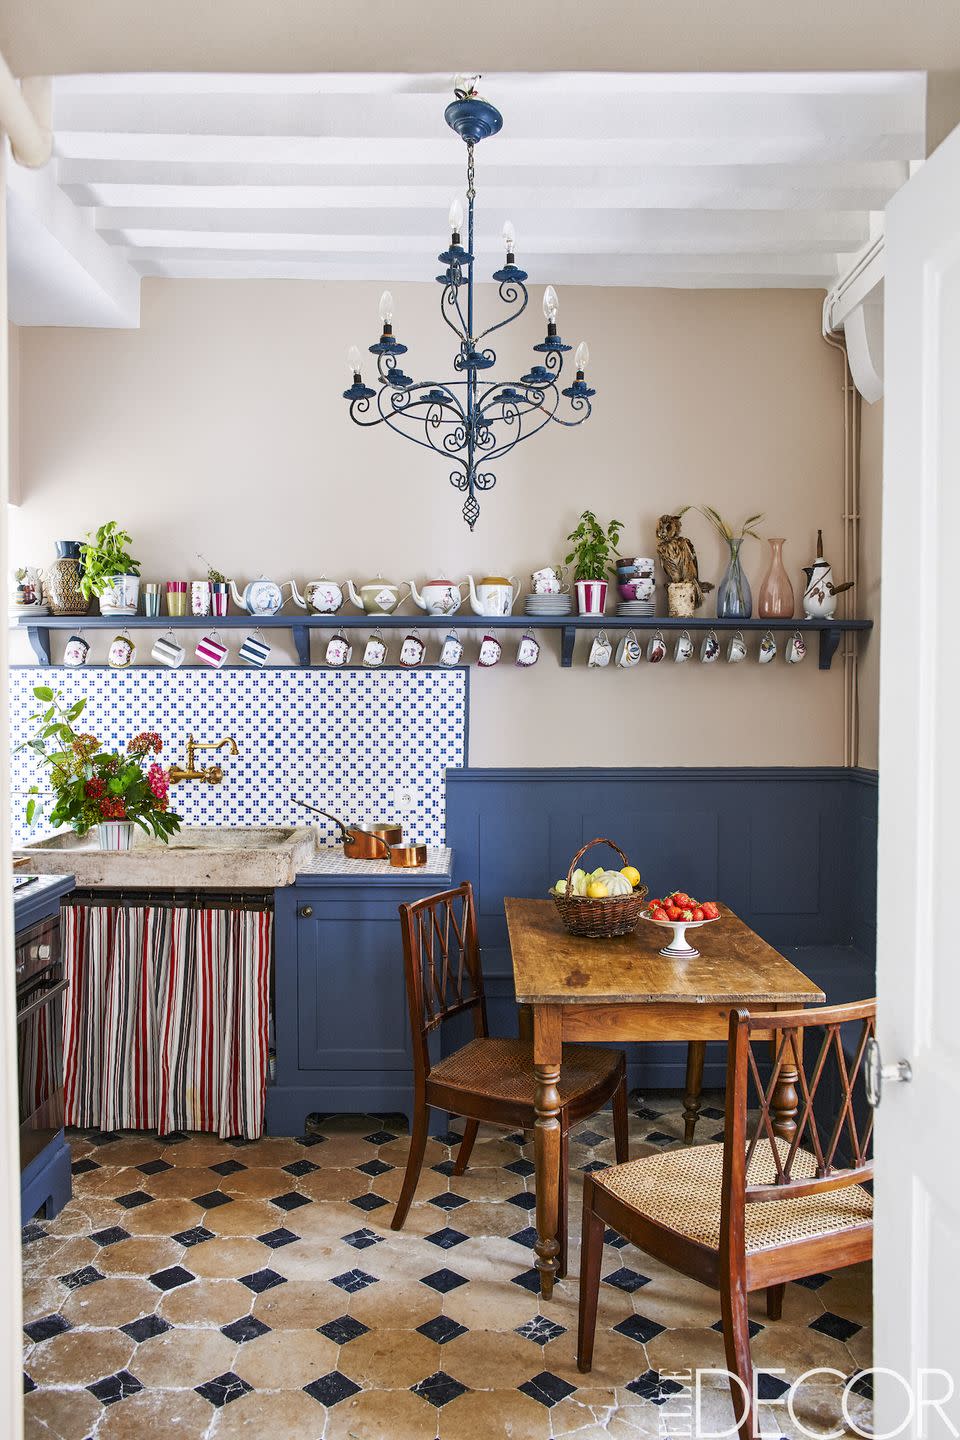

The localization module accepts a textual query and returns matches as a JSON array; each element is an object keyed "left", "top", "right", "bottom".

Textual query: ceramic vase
[
  {"left": 716, "top": 538, "right": 752, "bottom": 620},
  {"left": 758, "top": 538, "right": 795, "bottom": 619},
  {"left": 46, "top": 541, "right": 89, "bottom": 616},
  {"left": 575, "top": 579, "right": 607, "bottom": 615},
  {"left": 98, "top": 574, "right": 140, "bottom": 617},
  {"left": 97, "top": 821, "right": 135, "bottom": 851}
]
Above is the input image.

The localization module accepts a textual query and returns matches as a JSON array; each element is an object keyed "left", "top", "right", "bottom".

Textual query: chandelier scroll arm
[{"left": 474, "top": 279, "right": 529, "bottom": 346}]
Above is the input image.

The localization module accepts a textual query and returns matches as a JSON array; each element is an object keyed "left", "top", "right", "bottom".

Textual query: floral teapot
[
  {"left": 345, "top": 578, "right": 410, "bottom": 615},
  {"left": 229, "top": 576, "right": 290, "bottom": 616},
  {"left": 408, "top": 577, "right": 464, "bottom": 617},
  {"left": 288, "top": 578, "right": 346, "bottom": 615},
  {"left": 467, "top": 574, "right": 519, "bottom": 616}
]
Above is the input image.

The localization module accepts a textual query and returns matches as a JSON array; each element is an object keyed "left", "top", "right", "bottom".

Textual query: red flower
[
  {"left": 147, "top": 763, "right": 169, "bottom": 802},
  {"left": 85, "top": 777, "right": 105, "bottom": 798},
  {"left": 99, "top": 796, "right": 127, "bottom": 820},
  {"left": 127, "top": 731, "right": 162, "bottom": 758}
]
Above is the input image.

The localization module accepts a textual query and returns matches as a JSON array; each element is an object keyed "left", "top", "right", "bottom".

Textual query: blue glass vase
[{"left": 716, "top": 537, "right": 752, "bottom": 619}]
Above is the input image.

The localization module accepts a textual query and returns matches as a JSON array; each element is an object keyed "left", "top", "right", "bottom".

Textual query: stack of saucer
[
  {"left": 617, "top": 598, "right": 655, "bottom": 618},
  {"left": 525, "top": 592, "right": 574, "bottom": 618}
]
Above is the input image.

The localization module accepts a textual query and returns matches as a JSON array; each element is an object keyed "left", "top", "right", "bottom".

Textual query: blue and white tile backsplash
[{"left": 9, "top": 668, "right": 468, "bottom": 847}]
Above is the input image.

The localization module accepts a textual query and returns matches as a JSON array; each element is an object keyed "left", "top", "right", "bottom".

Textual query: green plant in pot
[
  {"left": 79, "top": 522, "right": 141, "bottom": 616},
  {"left": 565, "top": 510, "right": 624, "bottom": 615}
]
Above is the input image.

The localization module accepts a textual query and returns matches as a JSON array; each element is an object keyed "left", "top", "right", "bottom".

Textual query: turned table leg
[
  {"left": 682, "top": 1040, "right": 706, "bottom": 1143},
  {"left": 533, "top": 1005, "right": 563, "bottom": 1300}
]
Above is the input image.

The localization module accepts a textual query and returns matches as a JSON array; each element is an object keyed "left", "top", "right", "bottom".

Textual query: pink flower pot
[{"left": 576, "top": 579, "right": 607, "bottom": 615}]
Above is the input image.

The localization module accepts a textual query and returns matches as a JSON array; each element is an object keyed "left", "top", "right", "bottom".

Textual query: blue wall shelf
[{"left": 14, "top": 613, "right": 872, "bottom": 671}]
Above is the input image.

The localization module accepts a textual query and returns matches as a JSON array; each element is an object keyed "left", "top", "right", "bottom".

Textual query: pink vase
[
  {"left": 758, "top": 538, "right": 795, "bottom": 619},
  {"left": 576, "top": 579, "right": 607, "bottom": 615}
]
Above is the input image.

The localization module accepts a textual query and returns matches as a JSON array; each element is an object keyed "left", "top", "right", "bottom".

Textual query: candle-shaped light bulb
[
  {"left": 542, "top": 285, "right": 559, "bottom": 324},
  {"left": 448, "top": 197, "right": 464, "bottom": 236},
  {"left": 501, "top": 219, "right": 516, "bottom": 253},
  {"left": 347, "top": 344, "right": 363, "bottom": 377},
  {"left": 378, "top": 290, "right": 394, "bottom": 326},
  {"left": 574, "top": 341, "right": 590, "bottom": 374}
]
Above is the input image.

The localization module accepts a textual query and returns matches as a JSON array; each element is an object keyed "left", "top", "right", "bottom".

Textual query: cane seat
[{"left": 429, "top": 1036, "right": 623, "bottom": 1110}]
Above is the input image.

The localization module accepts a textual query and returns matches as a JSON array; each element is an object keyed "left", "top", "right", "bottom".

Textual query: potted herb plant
[
  {"left": 79, "top": 522, "right": 141, "bottom": 616},
  {"left": 200, "top": 554, "right": 232, "bottom": 616},
  {"left": 19, "top": 688, "right": 181, "bottom": 851},
  {"left": 565, "top": 509, "right": 624, "bottom": 615},
  {"left": 696, "top": 506, "right": 764, "bottom": 620}
]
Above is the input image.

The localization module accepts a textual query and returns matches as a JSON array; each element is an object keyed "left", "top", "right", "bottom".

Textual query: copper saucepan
[{"left": 294, "top": 799, "right": 426, "bottom": 867}]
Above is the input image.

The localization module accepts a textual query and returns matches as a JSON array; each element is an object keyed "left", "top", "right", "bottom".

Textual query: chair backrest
[
  {"left": 398, "top": 883, "right": 487, "bottom": 1081},
  {"left": 721, "top": 999, "right": 876, "bottom": 1232}
]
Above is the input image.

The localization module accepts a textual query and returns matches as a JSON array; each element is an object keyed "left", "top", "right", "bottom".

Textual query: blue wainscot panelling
[{"left": 445, "top": 767, "right": 878, "bottom": 1089}]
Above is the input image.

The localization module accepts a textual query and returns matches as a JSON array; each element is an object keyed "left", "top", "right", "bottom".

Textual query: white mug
[
  {"left": 786, "top": 631, "right": 807, "bottom": 664},
  {"left": 152, "top": 631, "right": 185, "bottom": 668},
  {"left": 439, "top": 631, "right": 463, "bottom": 666},
  {"left": 726, "top": 631, "right": 747, "bottom": 663},
  {"left": 646, "top": 630, "right": 667, "bottom": 664},
  {"left": 108, "top": 631, "right": 136, "bottom": 669},
  {"left": 759, "top": 631, "right": 777, "bottom": 664},
  {"left": 363, "top": 631, "right": 387, "bottom": 667},
  {"left": 616, "top": 631, "right": 642, "bottom": 668},
  {"left": 239, "top": 631, "right": 271, "bottom": 667},
  {"left": 700, "top": 630, "right": 720, "bottom": 664},
  {"left": 63, "top": 634, "right": 89, "bottom": 667},
  {"left": 399, "top": 632, "right": 425, "bottom": 667},
  {"left": 195, "top": 631, "right": 228, "bottom": 668},
  {"left": 588, "top": 631, "right": 612, "bottom": 668},
  {"left": 326, "top": 633, "right": 352, "bottom": 666},
  {"left": 516, "top": 632, "right": 540, "bottom": 667},
  {"left": 673, "top": 630, "right": 693, "bottom": 663},
  {"left": 478, "top": 633, "right": 502, "bottom": 667}
]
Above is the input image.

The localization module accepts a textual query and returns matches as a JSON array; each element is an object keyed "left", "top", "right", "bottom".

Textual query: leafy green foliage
[
  {"left": 564, "top": 510, "right": 625, "bottom": 583},
  {"left": 78, "top": 522, "right": 141, "bottom": 600}
]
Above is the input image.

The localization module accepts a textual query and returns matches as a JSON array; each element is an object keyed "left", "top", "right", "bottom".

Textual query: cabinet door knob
[{"left": 299, "top": 905, "right": 314, "bottom": 918}]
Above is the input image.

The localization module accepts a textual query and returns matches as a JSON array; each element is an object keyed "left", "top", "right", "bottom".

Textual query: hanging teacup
[
  {"left": 786, "top": 631, "right": 807, "bottom": 664},
  {"left": 399, "top": 630, "right": 425, "bottom": 667},
  {"left": 700, "top": 630, "right": 720, "bottom": 664},
  {"left": 108, "top": 629, "right": 136, "bottom": 669},
  {"left": 615, "top": 630, "right": 642, "bottom": 668},
  {"left": 673, "top": 630, "right": 693, "bottom": 663},
  {"left": 726, "top": 630, "right": 747, "bottom": 663},
  {"left": 63, "top": 633, "right": 89, "bottom": 667},
  {"left": 363, "top": 629, "right": 387, "bottom": 667},
  {"left": 439, "top": 631, "right": 464, "bottom": 666},
  {"left": 478, "top": 632, "right": 502, "bottom": 667},
  {"left": 646, "top": 630, "right": 667, "bottom": 664},
  {"left": 588, "top": 631, "right": 612, "bottom": 668},
  {"left": 759, "top": 630, "right": 777, "bottom": 664},
  {"left": 516, "top": 632, "right": 540, "bottom": 667},
  {"left": 325, "top": 631, "right": 352, "bottom": 666}
]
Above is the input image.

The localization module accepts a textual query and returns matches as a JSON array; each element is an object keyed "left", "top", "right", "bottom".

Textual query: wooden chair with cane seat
[
  {"left": 577, "top": 999, "right": 876, "bottom": 1440},
  {"left": 392, "top": 882, "right": 629, "bottom": 1275}
]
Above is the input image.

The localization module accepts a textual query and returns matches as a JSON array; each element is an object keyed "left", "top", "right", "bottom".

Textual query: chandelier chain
[{"left": 466, "top": 143, "right": 476, "bottom": 203}]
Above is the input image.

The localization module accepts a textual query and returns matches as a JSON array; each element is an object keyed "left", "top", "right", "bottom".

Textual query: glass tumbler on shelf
[
  {"left": 758, "top": 538, "right": 795, "bottom": 619},
  {"left": 143, "top": 583, "right": 162, "bottom": 617},
  {"left": 166, "top": 581, "right": 188, "bottom": 617}
]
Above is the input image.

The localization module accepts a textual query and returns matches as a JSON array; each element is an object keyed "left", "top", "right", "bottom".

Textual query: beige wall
[
  {"left": 858, "top": 398, "right": 883, "bottom": 770},
  {"left": 10, "top": 279, "right": 851, "bottom": 767}
]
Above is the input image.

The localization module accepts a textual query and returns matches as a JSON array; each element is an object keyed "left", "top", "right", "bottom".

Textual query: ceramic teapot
[
  {"left": 801, "top": 531, "right": 854, "bottom": 620},
  {"left": 467, "top": 574, "right": 519, "bottom": 616},
  {"left": 229, "top": 576, "right": 289, "bottom": 616},
  {"left": 408, "top": 577, "right": 464, "bottom": 617},
  {"left": 346, "top": 578, "right": 409, "bottom": 615},
  {"left": 288, "top": 578, "right": 345, "bottom": 615}
]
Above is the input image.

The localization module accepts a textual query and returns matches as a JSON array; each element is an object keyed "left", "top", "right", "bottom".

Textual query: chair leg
[
  {"left": 391, "top": 1104, "right": 429, "bottom": 1231},
  {"left": 452, "top": 1117, "right": 480, "bottom": 1177},
  {"left": 557, "top": 1124, "right": 570, "bottom": 1279},
  {"left": 766, "top": 1283, "right": 785, "bottom": 1321},
  {"left": 576, "top": 1176, "right": 604, "bottom": 1373},
  {"left": 612, "top": 1072, "right": 629, "bottom": 1164},
  {"left": 719, "top": 1269, "right": 757, "bottom": 1440}
]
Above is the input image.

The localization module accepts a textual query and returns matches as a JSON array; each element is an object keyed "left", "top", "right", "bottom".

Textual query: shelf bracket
[
  {"left": 26, "top": 625, "right": 51, "bottom": 666},
  {"left": 292, "top": 624, "right": 311, "bottom": 667},
  {"left": 560, "top": 625, "right": 577, "bottom": 668},
  {"left": 818, "top": 626, "right": 843, "bottom": 671}
]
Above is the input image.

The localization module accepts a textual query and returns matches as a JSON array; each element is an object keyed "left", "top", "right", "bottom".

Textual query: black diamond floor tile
[
  {"left": 793, "top": 1272, "right": 831, "bottom": 1290},
  {"left": 515, "top": 1315, "right": 566, "bottom": 1344},
  {"left": 579, "top": 1160, "right": 610, "bottom": 1174},
  {"left": 319, "top": 1315, "right": 369, "bottom": 1345},
  {"left": 511, "top": 1269, "right": 543, "bottom": 1294},
  {"left": 509, "top": 1227, "right": 538, "bottom": 1250},
  {"left": 341, "top": 1228, "right": 383, "bottom": 1250},
  {"left": 257, "top": 1227, "right": 299, "bottom": 1249},
  {"left": 712, "top": 1317, "right": 763, "bottom": 1339},
  {"left": 23, "top": 1373, "right": 35, "bottom": 1393},
  {"left": 417, "top": 1315, "right": 468, "bottom": 1345},
  {"left": 625, "top": 1369, "right": 686, "bottom": 1405},
  {"left": 504, "top": 1158, "right": 535, "bottom": 1178},
  {"left": 221, "top": 1315, "right": 271, "bottom": 1344},
  {"left": 603, "top": 1266, "right": 652, "bottom": 1293},
  {"left": 849, "top": 1371, "right": 874, "bottom": 1400},
  {"left": 632, "top": 1106, "right": 663, "bottom": 1121},
  {"left": 425, "top": 1227, "right": 468, "bottom": 1250},
  {"left": 137, "top": 1159, "right": 173, "bottom": 1176},
  {"left": 121, "top": 1314, "right": 171, "bottom": 1344},
  {"left": 59, "top": 1265, "right": 104, "bottom": 1290},
  {"left": 614, "top": 1313, "right": 667, "bottom": 1344},
  {"left": 283, "top": 1158, "right": 320, "bottom": 1177},
  {"left": 191, "top": 1190, "right": 233, "bottom": 1209},
  {"left": 87, "top": 1369, "right": 143, "bottom": 1405},
  {"left": 148, "top": 1264, "right": 195, "bottom": 1291},
  {"left": 428, "top": 1192, "right": 468, "bottom": 1212},
  {"left": 349, "top": 1192, "right": 389, "bottom": 1212},
  {"left": 238, "top": 1268, "right": 286, "bottom": 1294},
  {"left": 21, "top": 1222, "right": 47, "bottom": 1244},
  {"left": 24, "top": 1314, "right": 71, "bottom": 1344},
  {"left": 86, "top": 1129, "right": 121, "bottom": 1145},
  {"left": 810, "top": 1311, "right": 863, "bottom": 1342},
  {"left": 90, "top": 1226, "right": 131, "bottom": 1247},
  {"left": 172, "top": 1225, "right": 215, "bottom": 1248},
  {"left": 271, "top": 1191, "right": 310, "bottom": 1211},
  {"left": 503, "top": 1133, "right": 527, "bottom": 1146},
  {"left": 411, "top": 1371, "right": 468, "bottom": 1408},
  {"left": 114, "top": 1190, "right": 155, "bottom": 1209},
  {"left": 356, "top": 1158, "right": 393, "bottom": 1177},
  {"left": 195, "top": 1371, "right": 252, "bottom": 1408},
  {"left": 304, "top": 1371, "right": 361, "bottom": 1407},
  {"left": 433, "top": 1130, "right": 465, "bottom": 1147},
  {"left": 157, "top": 1130, "right": 188, "bottom": 1146},
  {"left": 701, "top": 1106, "right": 726, "bottom": 1120},
  {"left": 330, "top": 1269, "right": 378, "bottom": 1294},
  {"left": 431, "top": 1160, "right": 456, "bottom": 1178},
  {"left": 296, "top": 1133, "right": 326, "bottom": 1147},
  {"left": 210, "top": 1159, "right": 247, "bottom": 1177},
  {"left": 71, "top": 1158, "right": 101, "bottom": 1176},
  {"left": 419, "top": 1268, "right": 468, "bottom": 1294},
  {"left": 519, "top": 1371, "right": 577, "bottom": 1408},
  {"left": 644, "top": 1130, "right": 676, "bottom": 1146},
  {"left": 604, "top": 1228, "right": 627, "bottom": 1249},
  {"left": 757, "top": 1372, "right": 792, "bottom": 1400},
  {"left": 574, "top": 1128, "right": 607, "bottom": 1148},
  {"left": 362, "top": 1129, "right": 397, "bottom": 1146}
]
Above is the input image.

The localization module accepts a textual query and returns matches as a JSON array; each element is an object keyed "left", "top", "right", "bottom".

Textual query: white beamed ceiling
[{"left": 8, "top": 70, "right": 928, "bottom": 323}]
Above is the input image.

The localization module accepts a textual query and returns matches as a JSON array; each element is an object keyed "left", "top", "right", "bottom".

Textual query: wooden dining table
[{"left": 505, "top": 897, "right": 825, "bottom": 1299}]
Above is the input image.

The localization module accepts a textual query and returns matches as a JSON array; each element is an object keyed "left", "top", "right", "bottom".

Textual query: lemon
[
  {"left": 620, "top": 865, "right": 641, "bottom": 888},
  {"left": 586, "top": 880, "right": 609, "bottom": 899}
]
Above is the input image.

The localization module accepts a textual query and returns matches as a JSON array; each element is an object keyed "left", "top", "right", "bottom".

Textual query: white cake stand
[{"left": 639, "top": 912, "right": 720, "bottom": 959}]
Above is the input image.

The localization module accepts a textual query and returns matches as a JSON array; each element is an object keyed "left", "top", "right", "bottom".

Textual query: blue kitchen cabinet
[{"left": 265, "top": 858, "right": 453, "bottom": 1135}]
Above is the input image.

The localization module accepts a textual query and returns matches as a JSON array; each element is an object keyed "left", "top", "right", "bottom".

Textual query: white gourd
[{"left": 599, "top": 870, "right": 633, "bottom": 896}]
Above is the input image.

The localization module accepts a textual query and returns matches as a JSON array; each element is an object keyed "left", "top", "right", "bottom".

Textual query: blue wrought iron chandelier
[{"left": 342, "top": 77, "right": 595, "bottom": 529}]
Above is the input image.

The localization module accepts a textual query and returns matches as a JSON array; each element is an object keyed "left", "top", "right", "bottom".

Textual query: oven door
[{"left": 17, "top": 965, "right": 68, "bottom": 1170}]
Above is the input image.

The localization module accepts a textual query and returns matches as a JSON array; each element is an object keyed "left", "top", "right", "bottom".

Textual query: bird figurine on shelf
[{"left": 656, "top": 511, "right": 714, "bottom": 613}]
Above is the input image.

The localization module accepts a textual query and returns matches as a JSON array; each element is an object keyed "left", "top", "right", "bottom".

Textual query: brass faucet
[{"left": 168, "top": 735, "right": 239, "bottom": 785}]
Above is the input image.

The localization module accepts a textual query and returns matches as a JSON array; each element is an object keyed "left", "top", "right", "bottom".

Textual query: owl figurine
[{"left": 656, "top": 513, "right": 714, "bottom": 610}]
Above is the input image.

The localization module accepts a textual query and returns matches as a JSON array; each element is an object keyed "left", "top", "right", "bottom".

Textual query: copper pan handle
[{"left": 293, "top": 798, "right": 351, "bottom": 842}]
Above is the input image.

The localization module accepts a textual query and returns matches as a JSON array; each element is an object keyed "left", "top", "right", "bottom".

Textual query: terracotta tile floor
[{"left": 21, "top": 1094, "right": 872, "bottom": 1438}]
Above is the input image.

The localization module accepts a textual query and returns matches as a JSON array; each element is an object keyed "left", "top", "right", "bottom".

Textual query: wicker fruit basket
[{"left": 551, "top": 838, "right": 648, "bottom": 939}]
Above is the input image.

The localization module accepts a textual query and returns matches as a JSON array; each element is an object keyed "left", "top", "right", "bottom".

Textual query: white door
[{"left": 875, "top": 122, "right": 960, "bottom": 1439}]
